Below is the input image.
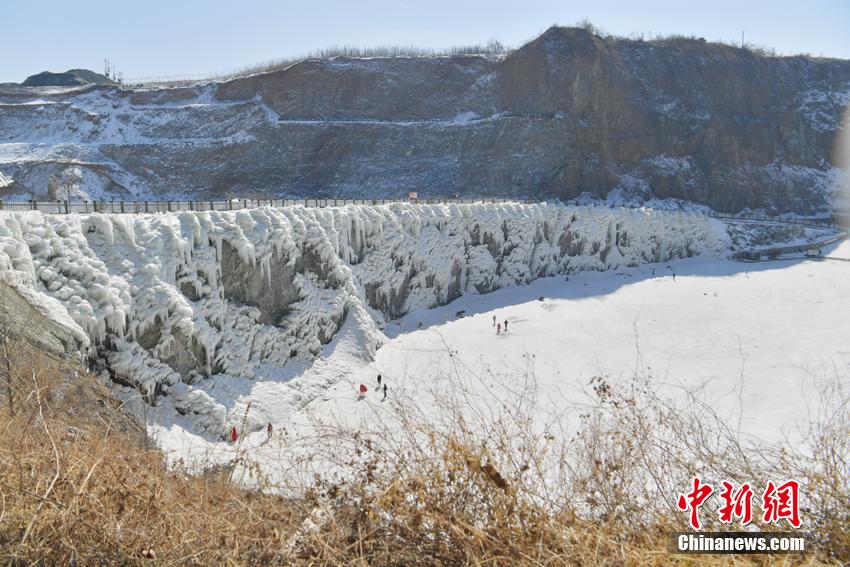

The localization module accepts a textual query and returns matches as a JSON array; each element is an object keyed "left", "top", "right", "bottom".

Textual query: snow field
[{"left": 214, "top": 240, "right": 850, "bottom": 490}]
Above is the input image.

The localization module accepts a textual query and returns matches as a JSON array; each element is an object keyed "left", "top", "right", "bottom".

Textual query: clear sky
[{"left": 2, "top": 0, "right": 849, "bottom": 83}]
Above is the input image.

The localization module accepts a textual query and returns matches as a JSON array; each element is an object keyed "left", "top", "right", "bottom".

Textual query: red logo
[
  {"left": 718, "top": 481, "right": 754, "bottom": 525},
  {"left": 677, "top": 477, "right": 714, "bottom": 530},
  {"left": 762, "top": 480, "right": 801, "bottom": 528},
  {"left": 677, "top": 478, "right": 802, "bottom": 530}
]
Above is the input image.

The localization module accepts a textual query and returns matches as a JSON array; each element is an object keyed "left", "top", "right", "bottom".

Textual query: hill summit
[{"left": 21, "top": 68, "right": 115, "bottom": 87}]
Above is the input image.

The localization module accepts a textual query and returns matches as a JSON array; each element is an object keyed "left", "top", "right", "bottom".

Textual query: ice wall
[{"left": 0, "top": 203, "right": 729, "bottom": 433}]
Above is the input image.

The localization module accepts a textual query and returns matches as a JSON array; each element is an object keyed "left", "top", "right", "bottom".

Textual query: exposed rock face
[
  {"left": 1, "top": 27, "right": 849, "bottom": 213},
  {"left": 219, "top": 240, "right": 303, "bottom": 324},
  {"left": 0, "top": 281, "right": 88, "bottom": 357}
]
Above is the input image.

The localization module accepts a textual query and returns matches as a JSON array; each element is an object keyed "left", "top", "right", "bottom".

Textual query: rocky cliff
[
  {"left": 0, "top": 203, "right": 728, "bottom": 432},
  {"left": 1, "top": 27, "right": 849, "bottom": 213}
]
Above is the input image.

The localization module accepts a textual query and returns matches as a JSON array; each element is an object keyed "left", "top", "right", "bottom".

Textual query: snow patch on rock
[{"left": 798, "top": 82, "right": 850, "bottom": 132}]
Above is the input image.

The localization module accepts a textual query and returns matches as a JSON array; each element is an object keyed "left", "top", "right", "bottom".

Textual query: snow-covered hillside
[
  {"left": 0, "top": 85, "right": 271, "bottom": 200},
  {"left": 3, "top": 26, "right": 849, "bottom": 212},
  {"left": 0, "top": 203, "right": 728, "bottom": 435}
]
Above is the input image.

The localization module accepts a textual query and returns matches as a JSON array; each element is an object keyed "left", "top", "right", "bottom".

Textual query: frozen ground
[{"left": 147, "top": 239, "right": 850, "bottom": 486}]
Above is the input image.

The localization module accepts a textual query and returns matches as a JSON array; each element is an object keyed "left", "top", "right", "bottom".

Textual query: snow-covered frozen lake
[{"left": 150, "top": 239, "right": 850, "bottom": 481}]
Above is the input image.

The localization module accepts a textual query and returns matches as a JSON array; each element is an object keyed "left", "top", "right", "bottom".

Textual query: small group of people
[
  {"left": 492, "top": 314, "right": 509, "bottom": 335},
  {"left": 228, "top": 421, "right": 276, "bottom": 443},
  {"left": 358, "top": 373, "right": 388, "bottom": 401}
]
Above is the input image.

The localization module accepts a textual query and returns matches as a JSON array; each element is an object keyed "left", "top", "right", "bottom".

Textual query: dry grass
[
  {"left": 0, "top": 342, "right": 301, "bottom": 564},
  {"left": 292, "top": 361, "right": 848, "bottom": 566},
  {"left": 0, "top": 340, "right": 846, "bottom": 565}
]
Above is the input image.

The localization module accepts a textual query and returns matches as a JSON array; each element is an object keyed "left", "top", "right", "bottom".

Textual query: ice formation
[{"left": 0, "top": 203, "right": 729, "bottom": 434}]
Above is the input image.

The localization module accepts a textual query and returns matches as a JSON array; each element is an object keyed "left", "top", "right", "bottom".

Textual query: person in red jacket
[
  {"left": 358, "top": 383, "right": 368, "bottom": 400},
  {"left": 229, "top": 425, "right": 238, "bottom": 443}
]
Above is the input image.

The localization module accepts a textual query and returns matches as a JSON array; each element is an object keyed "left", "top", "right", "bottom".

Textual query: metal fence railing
[
  {"left": 0, "top": 198, "right": 531, "bottom": 215},
  {"left": 0, "top": 199, "right": 844, "bottom": 230},
  {"left": 732, "top": 231, "right": 849, "bottom": 260},
  {"left": 706, "top": 211, "right": 842, "bottom": 230}
]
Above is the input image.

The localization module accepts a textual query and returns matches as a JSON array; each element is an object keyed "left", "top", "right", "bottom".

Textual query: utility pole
[{"left": 741, "top": 31, "right": 745, "bottom": 49}]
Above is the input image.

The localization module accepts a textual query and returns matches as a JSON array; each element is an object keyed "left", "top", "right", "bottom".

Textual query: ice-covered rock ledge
[{"left": 0, "top": 203, "right": 729, "bottom": 434}]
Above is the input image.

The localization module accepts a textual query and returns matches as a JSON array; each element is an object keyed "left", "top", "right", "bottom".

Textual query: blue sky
[{"left": 2, "top": 0, "right": 849, "bottom": 83}]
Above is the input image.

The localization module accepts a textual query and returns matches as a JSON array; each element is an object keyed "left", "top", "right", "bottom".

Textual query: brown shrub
[{"left": 0, "top": 340, "right": 846, "bottom": 565}]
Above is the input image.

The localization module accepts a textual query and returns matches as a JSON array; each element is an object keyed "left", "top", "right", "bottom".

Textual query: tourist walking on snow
[
  {"left": 504, "top": 320, "right": 508, "bottom": 332},
  {"left": 358, "top": 383, "right": 368, "bottom": 400},
  {"left": 377, "top": 374, "right": 382, "bottom": 386},
  {"left": 492, "top": 314, "right": 497, "bottom": 326},
  {"left": 230, "top": 425, "right": 238, "bottom": 443},
  {"left": 267, "top": 422, "right": 273, "bottom": 440},
  {"left": 497, "top": 322, "right": 501, "bottom": 335},
  {"left": 382, "top": 384, "right": 388, "bottom": 400}
]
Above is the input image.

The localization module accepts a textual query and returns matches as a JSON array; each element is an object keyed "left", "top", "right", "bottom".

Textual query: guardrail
[
  {"left": 0, "top": 198, "right": 531, "bottom": 214},
  {"left": 0, "top": 199, "right": 844, "bottom": 229},
  {"left": 733, "top": 232, "right": 848, "bottom": 261},
  {"left": 706, "top": 211, "right": 842, "bottom": 230}
]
